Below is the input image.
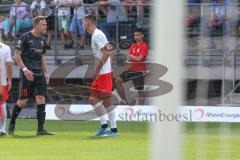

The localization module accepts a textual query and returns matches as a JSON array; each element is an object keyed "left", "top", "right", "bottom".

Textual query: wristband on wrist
[{"left": 22, "top": 67, "right": 28, "bottom": 72}]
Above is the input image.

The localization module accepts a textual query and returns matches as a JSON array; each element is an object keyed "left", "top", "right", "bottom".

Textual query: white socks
[
  {"left": 93, "top": 103, "right": 117, "bottom": 129},
  {"left": 99, "top": 115, "right": 108, "bottom": 125},
  {"left": 0, "top": 103, "right": 7, "bottom": 133},
  {"left": 93, "top": 103, "right": 107, "bottom": 125},
  {"left": 107, "top": 106, "right": 117, "bottom": 129}
]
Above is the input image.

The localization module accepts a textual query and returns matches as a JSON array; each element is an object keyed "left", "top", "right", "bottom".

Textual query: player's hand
[
  {"left": 24, "top": 69, "right": 34, "bottom": 81},
  {"left": 45, "top": 73, "right": 49, "bottom": 84},
  {"left": 128, "top": 54, "right": 134, "bottom": 61},
  {"left": 7, "top": 81, "right": 12, "bottom": 91}
]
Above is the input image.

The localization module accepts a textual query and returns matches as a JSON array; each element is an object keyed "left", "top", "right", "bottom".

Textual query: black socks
[
  {"left": 101, "top": 124, "right": 108, "bottom": 129},
  {"left": 10, "top": 104, "right": 22, "bottom": 124},
  {"left": 37, "top": 104, "right": 46, "bottom": 132},
  {"left": 111, "top": 128, "right": 117, "bottom": 133}
]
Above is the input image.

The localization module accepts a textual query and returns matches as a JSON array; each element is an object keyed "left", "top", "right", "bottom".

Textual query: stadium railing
[
  {"left": 0, "top": 3, "right": 151, "bottom": 65},
  {"left": 187, "top": 3, "right": 240, "bottom": 105},
  {"left": 1, "top": 3, "right": 240, "bottom": 105}
]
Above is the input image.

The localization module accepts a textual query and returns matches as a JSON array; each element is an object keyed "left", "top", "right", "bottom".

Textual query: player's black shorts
[
  {"left": 119, "top": 70, "right": 145, "bottom": 90},
  {"left": 46, "top": 14, "right": 54, "bottom": 31},
  {"left": 19, "top": 74, "right": 47, "bottom": 99}
]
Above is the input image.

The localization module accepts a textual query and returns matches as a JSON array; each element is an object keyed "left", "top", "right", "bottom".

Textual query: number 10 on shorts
[{"left": 22, "top": 89, "right": 29, "bottom": 97}]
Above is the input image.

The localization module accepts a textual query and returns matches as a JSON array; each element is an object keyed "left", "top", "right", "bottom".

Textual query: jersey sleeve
[
  {"left": 16, "top": 35, "right": 26, "bottom": 53},
  {"left": 140, "top": 43, "right": 148, "bottom": 57},
  {"left": 95, "top": 33, "right": 108, "bottom": 51},
  {"left": 5, "top": 47, "right": 13, "bottom": 62},
  {"left": 129, "top": 44, "right": 134, "bottom": 55}
]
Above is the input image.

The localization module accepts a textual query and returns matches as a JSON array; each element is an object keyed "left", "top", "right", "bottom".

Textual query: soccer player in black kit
[{"left": 7, "top": 16, "right": 53, "bottom": 136}]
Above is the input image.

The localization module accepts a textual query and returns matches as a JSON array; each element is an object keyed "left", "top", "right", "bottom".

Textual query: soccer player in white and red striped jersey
[
  {"left": 83, "top": 14, "right": 118, "bottom": 137},
  {"left": 0, "top": 42, "right": 13, "bottom": 136}
]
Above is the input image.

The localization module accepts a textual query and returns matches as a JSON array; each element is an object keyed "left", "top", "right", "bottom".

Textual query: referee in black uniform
[{"left": 7, "top": 16, "right": 53, "bottom": 136}]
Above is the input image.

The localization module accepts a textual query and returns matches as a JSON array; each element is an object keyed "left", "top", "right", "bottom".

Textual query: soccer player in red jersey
[{"left": 115, "top": 28, "right": 148, "bottom": 105}]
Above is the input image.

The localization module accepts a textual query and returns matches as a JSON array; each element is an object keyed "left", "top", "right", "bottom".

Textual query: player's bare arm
[
  {"left": 41, "top": 54, "right": 49, "bottom": 84},
  {"left": 93, "top": 44, "right": 112, "bottom": 79},
  {"left": 6, "top": 61, "right": 13, "bottom": 91},
  {"left": 14, "top": 49, "right": 34, "bottom": 81},
  {"left": 106, "top": 43, "right": 114, "bottom": 64}
]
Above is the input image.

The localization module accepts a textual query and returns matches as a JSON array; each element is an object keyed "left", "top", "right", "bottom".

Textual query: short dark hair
[
  {"left": 83, "top": 14, "right": 97, "bottom": 24},
  {"left": 134, "top": 28, "right": 145, "bottom": 34},
  {"left": 33, "top": 16, "right": 46, "bottom": 28}
]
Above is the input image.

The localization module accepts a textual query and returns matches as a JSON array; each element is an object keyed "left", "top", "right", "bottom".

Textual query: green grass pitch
[
  {"left": 0, "top": 120, "right": 240, "bottom": 160},
  {"left": 184, "top": 123, "right": 240, "bottom": 160},
  {"left": 0, "top": 120, "right": 149, "bottom": 160}
]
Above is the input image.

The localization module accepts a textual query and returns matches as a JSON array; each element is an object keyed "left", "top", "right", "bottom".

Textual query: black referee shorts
[
  {"left": 19, "top": 74, "right": 47, "bottom": 99},
  {"left": 119, "top": 70, "right": 145, "bottom": 91}
]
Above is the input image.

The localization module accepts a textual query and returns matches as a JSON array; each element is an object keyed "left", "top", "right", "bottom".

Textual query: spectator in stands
[
  {"left": 30, "top": 0, "right": 54, "bottom": 49},
  {"left": 127, "top": 0, "right": 145, "bottom": 28},
  {"left": 84, "top": 0, "right": 97, "bottom": 14},
  {"left": 187, "top": 0, "right": 201, "bottom": 30},
  {"left": 0, "top": 16, "right": 10, "bottom": 41},
  {"left": 95, "top": 0, "right": 129, "bottom": 40},
  {"left": 53, "top": 0, "right": 72, "bottom": 49},
  {"left": 69, "top": 0, "right": 85, "bottom": 49},
  {"left": 9, "top": 0, "right": 32, "bottom": 37},
  {"left": 95, "top": 0, "right": 108, "bottom": 20},
  {"left": 202, "top": 0, "right": 237, "bottom": 49}
]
